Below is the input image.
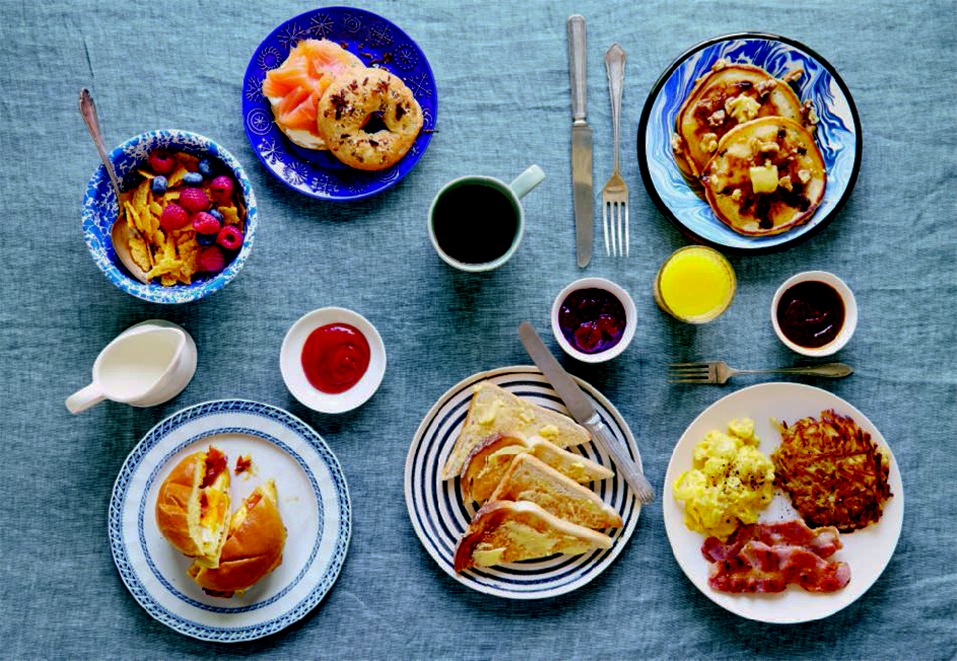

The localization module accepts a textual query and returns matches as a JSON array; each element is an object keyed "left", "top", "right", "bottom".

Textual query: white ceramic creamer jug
[{"left": 65, "top": 320, "right": 197, "bottom": 414}]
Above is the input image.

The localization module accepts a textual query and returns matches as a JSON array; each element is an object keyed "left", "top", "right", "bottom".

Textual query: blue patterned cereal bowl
[
  {"left": 82, "top": 130, "right": 258, "bottom": 303},
  {"left": 638, "top": 33, "right": 861, "bottom": 253}
]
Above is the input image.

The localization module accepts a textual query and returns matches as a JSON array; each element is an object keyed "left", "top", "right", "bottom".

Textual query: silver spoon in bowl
[{"left": 78, "top": 88, "right": 150, "bottom": 284}]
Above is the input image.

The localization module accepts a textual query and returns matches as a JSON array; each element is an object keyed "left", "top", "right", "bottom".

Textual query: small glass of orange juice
[{"left": 654, "top": 246, "right": 736, "bottom": 323}]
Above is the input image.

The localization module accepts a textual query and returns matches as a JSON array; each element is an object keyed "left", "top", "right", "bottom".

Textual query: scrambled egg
[{"left": 673, "top": 418, "right": 774, "bottom": 540}]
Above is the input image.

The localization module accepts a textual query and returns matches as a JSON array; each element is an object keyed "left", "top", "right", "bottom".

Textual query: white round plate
[
  {"left": 663, "top": 383, "right": 903, "bottom": 623},
  {"left": 109, "top": 400, "right": 351, "bottom": 642},
  {"left": 405, "top": 366, "right": 642, "bottom": 599},
  {"left": 280, "top": 307, "right": 386, "bottom": 414}
]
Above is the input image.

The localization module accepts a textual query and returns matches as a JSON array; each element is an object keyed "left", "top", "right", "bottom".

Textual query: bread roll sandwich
[
  {"left": 453, "top": 501, "right": 612, "bottom": 572},
  {"left": 442, "top": 383, "right": 591, "bottom": 479},
  {"left": 488, "top": 454, "right": 622, "bottom": 529},
  {"left": 460, "top": 433, "right": 614, "bottom": 504},
  {"left": 188, "top": 480, "right": 286, "bottom": 598},
  {"left": 155, "top": 446, "right": 231, "bottom": 568}
]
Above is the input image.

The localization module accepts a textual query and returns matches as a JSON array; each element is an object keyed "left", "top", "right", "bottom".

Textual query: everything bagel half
[{"left": 317, "top": 68, "right": 423, "bottom": 170}]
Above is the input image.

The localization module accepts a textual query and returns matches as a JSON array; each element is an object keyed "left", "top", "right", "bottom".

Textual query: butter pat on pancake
[{"left": 701, "top": 117, "right": 826, "bottom": 236}]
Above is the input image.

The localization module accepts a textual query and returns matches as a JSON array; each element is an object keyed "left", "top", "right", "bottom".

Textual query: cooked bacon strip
[
  {"left": 701, "top": 520, "right": 841, "bottom": 563},
  {"left": 709, "top": 541, "right": 850, "bottom": 593},
  {"left": 702, "top": 521, "right": 850, "bottom": 594}
]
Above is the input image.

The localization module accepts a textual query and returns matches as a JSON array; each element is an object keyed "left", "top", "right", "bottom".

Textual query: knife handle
[
  {"left": 587, "top": 415, "right": 656, "bottom": 503},
  {"left": 567, "top": 15, "right": 587, "bottom": 122}
]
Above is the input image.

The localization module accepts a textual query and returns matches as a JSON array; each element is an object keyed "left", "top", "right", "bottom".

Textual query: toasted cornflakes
[{"left": 117, "top": 150, "right": 244, "bottom": 287}]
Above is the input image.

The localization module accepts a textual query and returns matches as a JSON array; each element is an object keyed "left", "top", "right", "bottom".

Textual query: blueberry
[
  {"left": 196, "top": 232, "right": 216, "bottom": 246},
  {"left": 182, "top": 171, "right": 203, "bottom": 185},
  {"left": 208, "top": 209, "right": 223, "bottom": 222},
  {"left": 198, "top": 158, "right": 213, "bottom": 178},
  {"left": 151, "top": 175, "right": 168, "bottom": 194}
]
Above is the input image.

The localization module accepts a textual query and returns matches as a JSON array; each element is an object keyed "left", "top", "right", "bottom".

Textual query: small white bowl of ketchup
[{"left": 281, "top": 307, "right": 386, "bottom": 414}]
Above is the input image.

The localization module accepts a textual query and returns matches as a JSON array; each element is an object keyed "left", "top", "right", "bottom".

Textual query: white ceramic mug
[
  {"left": 428, "top": 164, "right": 545, "bottom": 272},
  {"left": 65, "top": 320, "right": 197, "bottom": 414}
]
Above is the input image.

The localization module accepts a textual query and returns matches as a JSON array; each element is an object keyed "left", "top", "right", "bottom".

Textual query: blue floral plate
[
  {"left": 638, "top": 33, "right": 861, "bottom": 253},
  {"left": 82, "top": 129, "right": 258, "bottom": 304},
  {"left": 242, "top": 7, "right": 437, "bottom": 200},
  {"left": 110, "top": 400, "right": 351, "bottom": 642}
]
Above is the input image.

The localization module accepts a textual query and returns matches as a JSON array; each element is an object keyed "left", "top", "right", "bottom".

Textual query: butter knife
[
  {"left": 518, "top": 321, "right": 655, "bottom": 503},
  {"left": 567, "top": 15, "right": 593, "bottom": 269}
]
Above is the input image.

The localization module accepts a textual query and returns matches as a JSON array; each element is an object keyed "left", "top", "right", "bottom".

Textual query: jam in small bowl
[
  {"left": 551, "top": 278, "right": 637, "bottom": 363},
  {"left": 771, "top": 271, "right": 857, "bottom": 357}
]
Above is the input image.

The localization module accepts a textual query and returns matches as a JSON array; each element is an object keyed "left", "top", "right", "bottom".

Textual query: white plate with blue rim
[
  {"left": 109, "top": 399, "right": 350, "bottom": 642},
  {"left": 405, "top": 366, "right": 642, "bottom": 599},
  {"left": 638, "top": 33, "right": 861, "bottom": 253}
]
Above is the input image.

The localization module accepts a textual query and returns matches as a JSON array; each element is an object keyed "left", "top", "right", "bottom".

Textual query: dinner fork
[
  {"left": 667, "top": 361, "right": 854, "bottom": 385},
  {"left": 601, "top": 43, "right": 628, "bottom": 257}
]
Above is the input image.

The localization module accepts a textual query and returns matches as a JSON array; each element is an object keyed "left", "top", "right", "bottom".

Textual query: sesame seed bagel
[{"left": 316, "top": 68, "right": 423, "bottom": 171}]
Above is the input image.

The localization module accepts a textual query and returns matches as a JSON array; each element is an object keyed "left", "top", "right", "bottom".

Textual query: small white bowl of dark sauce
[
  {"left": 771, "top": 271, "right": 857, "bottom": 357},
  {"left": 551, "top": 277, "right": 637, "bottom": 363}
]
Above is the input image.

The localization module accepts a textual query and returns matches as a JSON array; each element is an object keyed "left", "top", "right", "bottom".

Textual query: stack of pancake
[{"left": 672, "top": 60, "right": 827, "bottom": 236}]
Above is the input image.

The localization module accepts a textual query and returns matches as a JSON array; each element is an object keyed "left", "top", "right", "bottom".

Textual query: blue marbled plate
[
  {"left": 242, "top": 7, "right": 437, "bottom": 200},
  {"left": 638, "top": 33, "right": 861, "bottom": 253},
  {"left": 82, "top": 130, "right": 258, "bottom": 303}
]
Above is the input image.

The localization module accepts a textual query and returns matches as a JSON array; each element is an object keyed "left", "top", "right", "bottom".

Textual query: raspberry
[
  {"left": 210, "top": 175, "right": 234, "bottom": 203},
  {"left": 159, "top": 203, "right": 190, "bottom": 231},
  {"left": 148, "top": 149, "right": 176, "bottom": 175},
  {"left": 216, "top": 225, "right": 244, "bottom": 250},
  {"left": 192, "top": 211, "right": 221, "bottom": 235},
  {"left": 197, "top": 245, "right": 226, "bottom": 272},
  {"left": 178, "top": 187, "right": 210, "bottom": 213}
]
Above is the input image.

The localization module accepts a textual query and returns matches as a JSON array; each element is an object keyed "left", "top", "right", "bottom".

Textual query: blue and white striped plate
[
  {"left": 638, "top": 33, "right": 861, "bottom": 253},
  {"left": 109, "top": 400, "right": 350, "bottom": 642},
  {"left": 405, "top": 367, "right": 641, "bottom": 599}
]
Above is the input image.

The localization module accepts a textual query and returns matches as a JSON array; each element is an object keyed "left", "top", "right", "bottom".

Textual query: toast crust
[
  {"left": 453, "top": 501, "right": 612, "bottom": 572},
  {"left": 442, "top": 383, "right": 591, "bottom": 479},
  {"left": 460, "top": 433, "right": 614, "bottom": 504},
  {"left": 489, "top": 454, "right": 623, "bottom": 529}
]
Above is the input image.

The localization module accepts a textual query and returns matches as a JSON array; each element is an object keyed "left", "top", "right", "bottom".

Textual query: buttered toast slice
[
  {"left": 454, "top": 500, "right": 612, "bottom": 572},
  {"left": 460, "top": 433, "right": 614, "bottom": 505},
  {"left": 489, "top": 454, "right": 622, "bottom": 529},
  {"left": 441, "top": 382, "right": 591, "bottom": 479}
]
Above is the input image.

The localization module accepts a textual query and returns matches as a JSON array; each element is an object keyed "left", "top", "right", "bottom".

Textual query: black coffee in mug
[{"left": 431, "top": 183, "right": 519, "bottom": 264}]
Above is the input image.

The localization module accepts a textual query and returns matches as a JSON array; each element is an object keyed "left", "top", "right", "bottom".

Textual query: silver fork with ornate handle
[
  {"left": 601, "top": 43, "right": 628, "bottom": 257},
  {"left": 668, "top": 361, "right": 853, "bottom": 385}
]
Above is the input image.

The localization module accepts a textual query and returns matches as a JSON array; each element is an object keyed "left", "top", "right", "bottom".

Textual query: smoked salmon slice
[{"left": 262, "top": 40, "right": 365, "bottom": 149}]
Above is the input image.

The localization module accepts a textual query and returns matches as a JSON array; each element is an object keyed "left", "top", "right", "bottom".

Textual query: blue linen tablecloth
[{"left": 1, "top": 0, "right": 955, "bottom": 659}]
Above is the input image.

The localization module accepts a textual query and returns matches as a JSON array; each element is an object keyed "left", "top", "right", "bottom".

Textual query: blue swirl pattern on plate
[
  {"left": 81, "top": 130, "right": 258, "bottom": 303},
  {"left": 242, "top": 7, "right": 437, "bottom": 201},
  {"left": 638, "top": 34, "right": 861, "bottom": 252}
]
